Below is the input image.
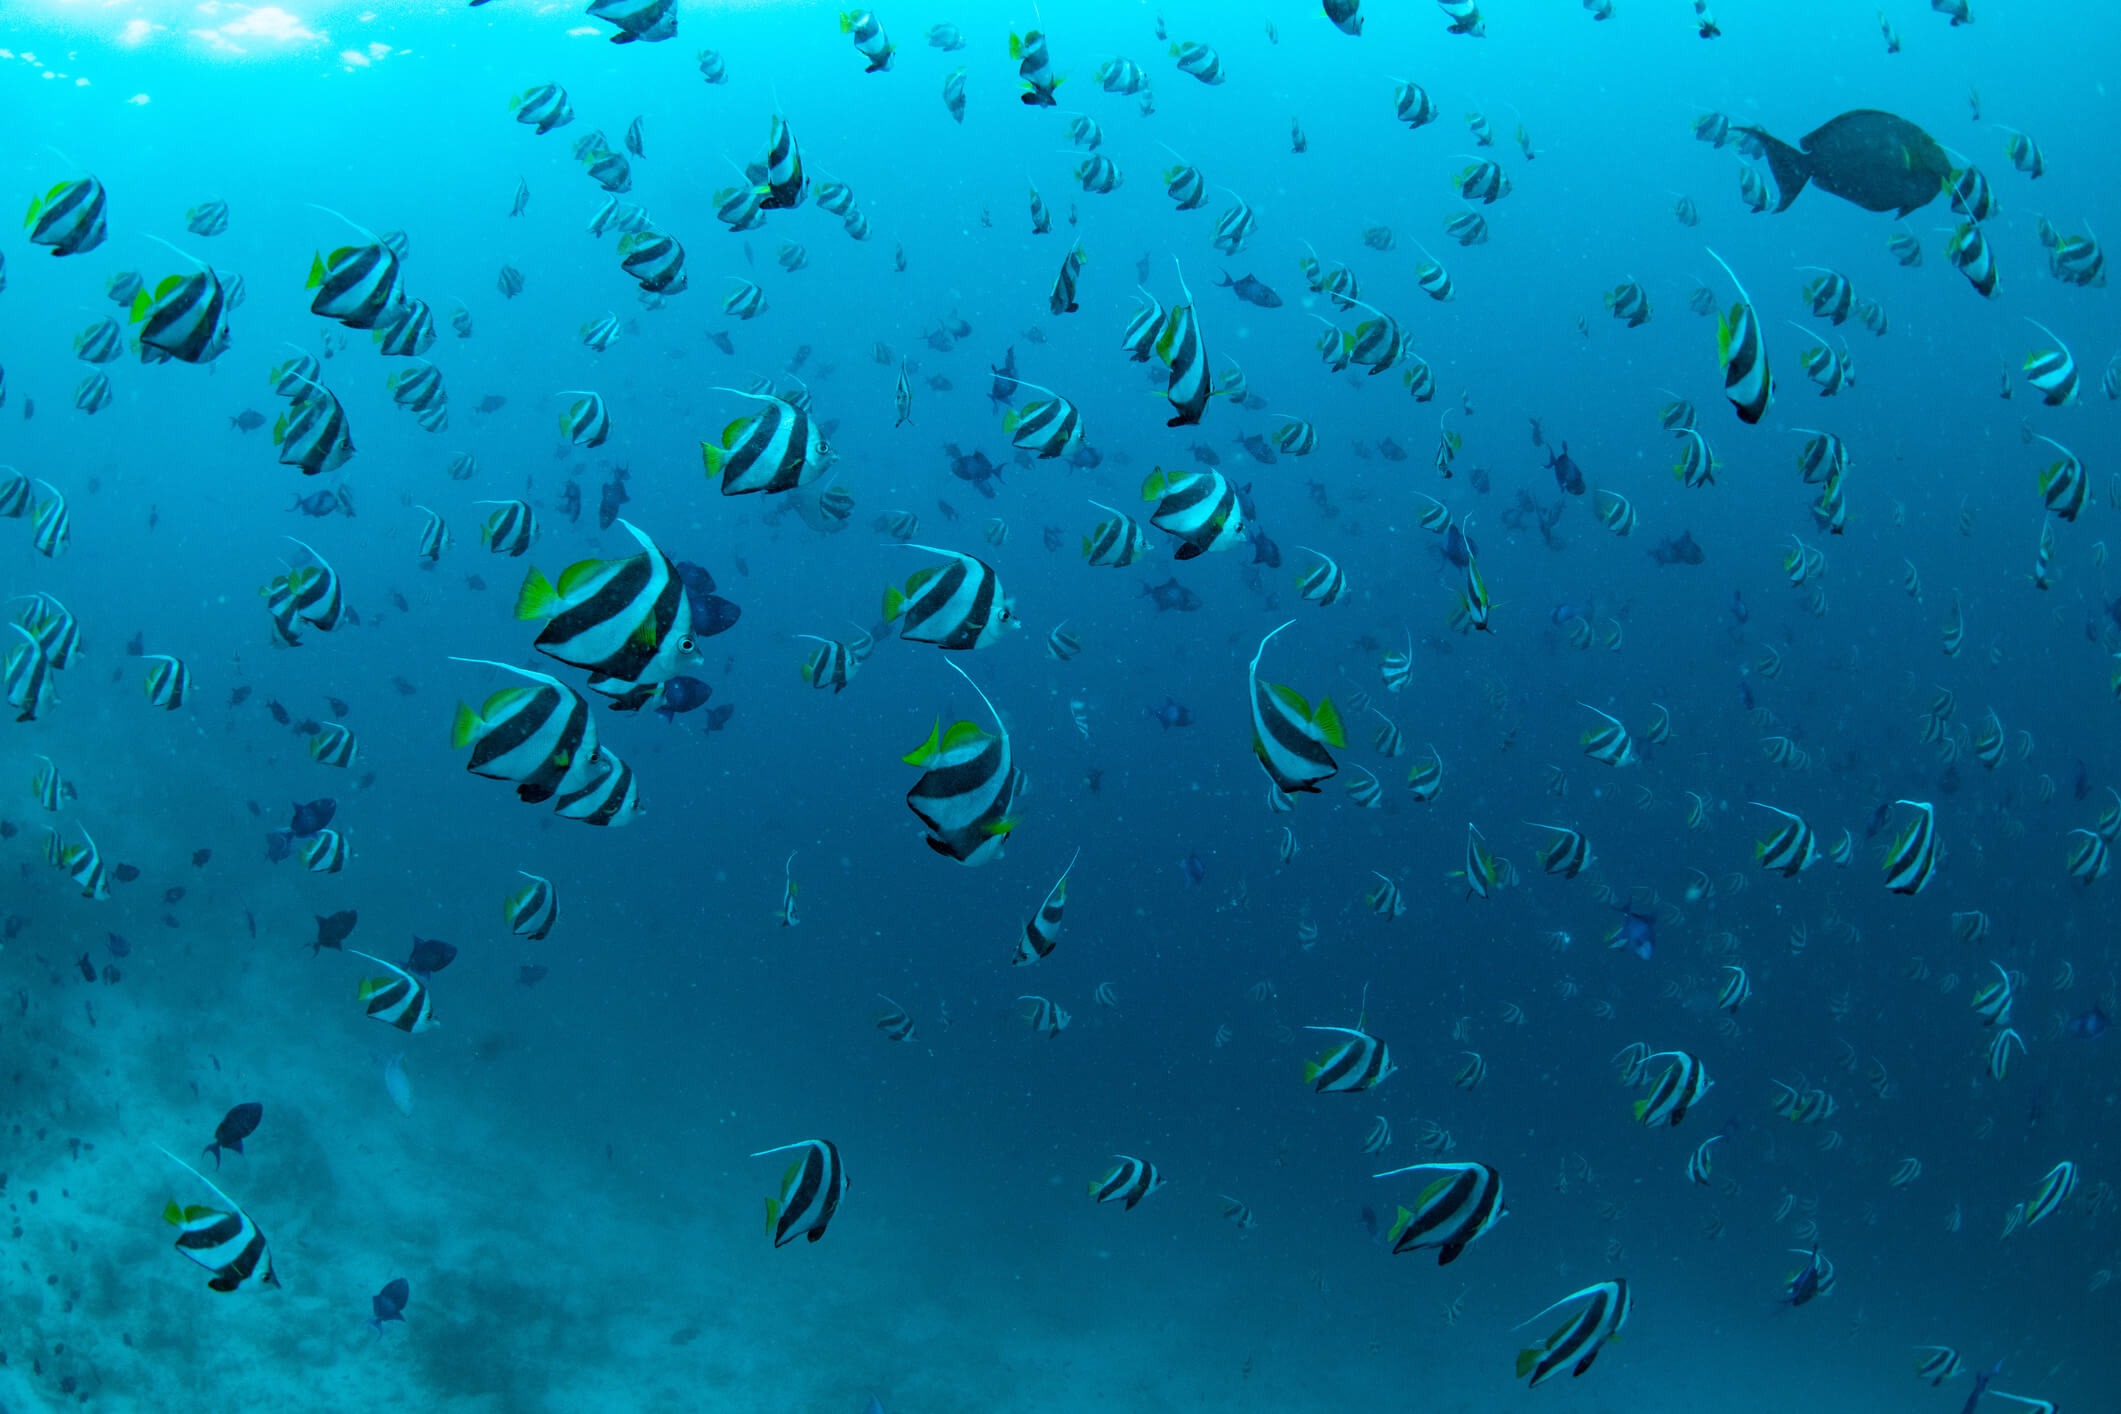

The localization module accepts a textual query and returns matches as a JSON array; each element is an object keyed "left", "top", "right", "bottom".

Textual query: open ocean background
[{"left": 0, "top": 1, "right": 2114, "bottom": 1411}]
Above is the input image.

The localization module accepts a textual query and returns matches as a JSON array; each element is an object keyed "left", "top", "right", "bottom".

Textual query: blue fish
[
  {"left": 370, "top": 1276, "right": 410, "bottom": 1332},
  {"left": 654, "top": 676, "right": 714, "bottom": 720},
  {"left": 1146, "top": 696, "right": 1195, "bottom": 730},
  {"left": 1179, "top": 853, "right": 1206, "bottom": 887},
  {"left": 1611, "top": 906, "right": 1655, "bottom": 960},
  {"left": 289, "top": 798, "right": 337, "bottom": 835},
  {"left": 2069, "top": 1007, "right": 2109, "bottom": 1039},
  {"left": 672, "top": 562, "right": 742, "bottom": 637}
]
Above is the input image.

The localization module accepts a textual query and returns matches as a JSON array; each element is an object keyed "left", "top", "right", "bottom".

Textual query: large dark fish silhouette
[{"left": 1736, "top": 110, "right": 1950, "bottom": 217}]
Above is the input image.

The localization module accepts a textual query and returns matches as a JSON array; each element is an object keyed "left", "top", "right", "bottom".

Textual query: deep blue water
[{"left": 0, "top": 2, "right": 2114, "bottom": 1411}]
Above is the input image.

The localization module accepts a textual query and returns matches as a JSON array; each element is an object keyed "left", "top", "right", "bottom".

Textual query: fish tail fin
[
  {"left": 1738, "top": 127, "right": 1810, "bottom": 211},
  {"left": 513, "top": 566, "right": 558, "bottom": 621}
]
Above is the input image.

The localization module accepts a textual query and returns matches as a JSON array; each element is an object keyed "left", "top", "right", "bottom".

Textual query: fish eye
[{"left": 678, "top": 636, "right": 696, "bottom": 654}]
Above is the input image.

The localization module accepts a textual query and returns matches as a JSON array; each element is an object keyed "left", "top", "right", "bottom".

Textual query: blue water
[{"left": 0, "top": 1, "right": 2115, "bottom": 1411}]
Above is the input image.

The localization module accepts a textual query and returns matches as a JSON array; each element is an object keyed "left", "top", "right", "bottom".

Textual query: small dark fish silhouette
[
  {"left": 1377, "top": 438, "right": 1408, "bottom": 462},
  {"left": 314, "top": 909, "right": 359, "bottom": 955},
  {"left": 1214, "top": 270, "right": 1283, "bottom": 307},
  {"left": 708, "top": 331, "right": 735, "bottom": 355},
  {"left": 192, "top": 847, "right": 213, "bottom": 867},
  {"left": 229, "top": 409, "right": 266, "bottom": 433},
  {"left": 405, "top": 937, "right": 457, "bottom": 978},
  {"left": 228, "top": 685, "right": 252, "bottom": 707},
  {"left": 1141, "top": 577, "right": 1203, "bottom": 612},
  {"left": 265, "top": 699, "right": 291, "bottom": 725},
  {"left": 655, "top": 677, "right": 714, "bottom": 720},
  {"left": 1545, "top": 441, "right": 1585, "bottom": 496},
  {"left": 475, "top": 393, "right": 508, "bottom": 414},
  {"left": 76, "top": 952, "right": 97, "bottom": 982},
  {"left": 290, "top": 490, "right": 337, "bottom": 516},
  {"left": 370, "top": 1276, "right": 410, "bottom": 1331},
  {"left": 518, "top": 964, "right": 549, "bottom": 987},
  {"left": 1650, "top": 531, "right": 1706, "bottom": 566},
  {"left": 204, "top": 1102, "right": 263, "bottom": 1168},
  {"left": 107, "top": 932, "right": 132, "bottom": 958},
  {"left": 289, "top": 798, "right": 337, "bottom": 835},
  {"left": 1188, "top": 442, "right": 1222, "bottom": 466},
  {"left": 1146, "top": 697, "right": 1195, "bottom": 729}
]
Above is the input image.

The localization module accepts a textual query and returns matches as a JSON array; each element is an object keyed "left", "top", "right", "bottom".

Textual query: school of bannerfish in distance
[{"left": 2, "top": 0, "right": 2111, "bottom": 1401}]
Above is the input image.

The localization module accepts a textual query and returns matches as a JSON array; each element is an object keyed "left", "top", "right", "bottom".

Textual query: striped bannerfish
[
  {"left": 2017, "top": 1160, "right": 2078, "bottom": 1230},
  {"left": 1439, "top": 0, "right": 1486, "bottom": 33},
  {"left": 0, "top": 466, "right": 29, "bottom": 517},
  {"left": 1395, "top": 79, "right": 1440, "bottom": 128},
  {"left": 1594, "top": 489, "right": 1636, "bottom": 534},
  {"left": 1014, "top": 849, "right": 1079, "bottom": 965},
  {"left": 1273, "top": 418, "right": 1318, "bottom": 456},
  {"left": 129, "top": 258, "right": 231, "bottom": 365},
  {"left": 503, "top": 871, "right": 560, "bottom": 941},
  {"left": 1946, "top": 221, "right": 1998, "bottom": 298},
  {"left": 1119, "top": 288, "right": 1165, "bottom": 361},
  {"left": 478, "top": 500, "right": 539, "bottom": 557},
  {"left": 1800, "top": 266, "right": 1854, "bottom": 323},
  {"left": 618, "top": 227, "right": 687, "bottom": 293},
  {"left": 1414, "top": 245, "right": 1456, "bottom": 301},
  {"left": 2035, "top": 436, "right": 2085, "bottom": 520},
  {"left": 1793, "top": 429, "right": 1847, "bottom": 484},
  {"left": 1375, "top": 1161, "right": 1506, "bottom": 1264},
  {"left": 373, "top": 298, "right": 435, "bottom": 357},
  {"left": 723, "top": 279, "right": 767, "bottom": 319},
  {"left": 1170, "top": 40, "right": 1224, "bottom": 84},
  {"left": 1249, "top": 620, "right": 1342, "bottom": 796},
  {"left": 1686, "top": 1134, "right": 1723, "bottom": 1184},
  {"left": 554, "top": 751, "right": 640, "bottom": 826},
  {"left": 798, "top": 634, "right": 857, "bottom": 692},
  {"left": 1531, "top": 823, "right": 1592, "bottom": 878},
  {"left": 306, "top": 226, "right": 405, "bottom": 330},
  {"left": 1579, "top": 703, "right": 1636, "bottom": 766},
  {"left": 842, "top": 8, "right": 895, "bottom": 70},
  {"left": 1011, "top": 28, "right": 1057, "bottom": 106},
  {"left": 1296, "top": 548, "right": 1348, "bottom": 605},
  {"left": 875, "top": 994, "right": 917, "bottom": 1041},
  {"left": 17, "top": 593, "right": 81, "bottom": 668},
  {"left": 31, "top": 754, "right": 65, "bottom": 811},
  {"left": 1028, "top": 183, "right": 1053, "bottom": 233},
  {"left": 74, "top": 317, "right": 124, "bottom": 364},
  {"left": 1948, "top": 161, "right": 1995, "bottom": 221},
  {"left": 1634, "top": 1050, "right": 1710, "bottom": 1126},
  {"left": 449, "top": 658, "right": 605, "bottom": 805},
  {"left": 894, "top": 362, "right": 913, "bottom": 427},
  {"left": 941, "top": 69, "right": 967, "bottom": 123},
  {"left": 1025, "top": 994, "right": 1072, "bottom": 1033},
  {"left": 753, "top": 1139, "right": 846, "bottom": 1245},
  {"left": 586, "top": 0, "right": 675, "bottom": 43},
  {"left": 386, "top": 359, "right": 446, "bottom": 413},
  {"left": 2022, "top": 318, "right": 2078, "bottom": 405},
  {"left": 1217, "top": 1194, "right": 1257, "bottom": 1230},
  {"left": 1445, "top": 207, "right": 1489, "bottom": 245},
  {"left": 1094, "top": 55, "right": 1148, "bottom": 93},
  {"left": 157, "top": 1148, "right": 279, "bottom": 1293},
  {"left": 2065, "top": 829, "right": 2109, "bottom": 884},
  {"left": 514, "top": 519, "right": 699, "bottom": 687},
  {"left": 497, "top": 263, "right": 526, "bottom": 298},
  {"left": 558, "top": 391, "right": 610, "bottom": 447},
  {"left": 1363, "top": 1116, "right": 1392, "bottom": 1154},
  {"left": 1090, "top": 1154, "right": 1165, "bottom": 1209},
  {"left": 1457, "top": 158, "right": 1509, "bottom": 203},
  {"left": 816, "top": 180, "right": 857, "bottom": 218},
  {"left": 582, "top": 147, "right": 631, "bottom": 194},
  {"left": 697, "top": 49, "right": 728, "bottom": 83},
  {"left": 142, "top": 654, "right": 191, "bottom": 709},
  {"left": 106, "top": 269, "right": 144, "bottom": 304},
  {"left": 26, "top": 176, "right": 108, "bottom": 256},
  {"left": 1750, "top": 801, "right": 1819, "bottom": 875},
  {"left": 1407, "top": 747, "right": 1444, "bottom": 801},
  {"left": 1002, "top": 381, "right": 1083, "bottom": 459},
  {"left": 1912, "top": 1347, "right": 1963, "bottom": 1387},
  {"left": 886, "top": 546, "right": 1014, "bottom": 650},
  {"left": 1340, "top": 298, "right": 1405, "bottom": 375},
  {"left": 1083, "top": 501, "right": 1148, "bottom": 567},
  {"left": 30, "top": 480, "right": 70, "bottom": 556},
  {"left": 1157, "top": 265, "right": 1211, "bottom": 424},
  {"left": 1380, "top": 630, "right": 1414, "bottom": 692},
  {"left": 1162, "top": 157, "right": 1208, "bottom": 210},
  {"left": 757, "top": 113, "right": 808, "bottom": 208},
  {"left": 1880, "top": 800, "right": 1938, "bottom": 894},
  {"left": 702, "top": 388, "right": 838, "bottom": 494},
  {"left": 1367, "top": 870, "right": 1405, "bottom": 916},
  {"left": 1403, "top": 355, "right": 1436, "bottom": 400},
  {"left": 714, "top": 182, "right": 767, "bottom": 232},
  {"left": 1514, "top": 1280, "right": 1630, "bottom": 1387},
  {"left": 1370, "top": 707, "right": 1405, "bottom": 758},
  {"left": 510, "top": 82, "right": 575, "bottom": 133},
  {"left": 4, "top": 625, "right": 56, "bottom": 721},
  {"left": 273, "top": 384, "right": 355, "bottom": 476},
  {"left": 352, "top": 951, "right": 436, "bottom": 1032},
  {"left": 1075, "top": 154, "right": 1121, "bottom": 194},
  {"left": 269, "top": 348, "right": 323, "bottom": 398},
  {"left": 414, "top": 506, "right": 450, "bottom": 563},
  {"left": 310, "top": 722, "right": 358, "bottom": 767},
  {"left": 1049, "top": 241, "right": 1085, "bottom": 315},
  {"left": 903, "top": 661, "right": 1023, "bottom": 865},
  {"left": 1211, "top": 190, "right": 1254, "bottom": 254},
  {"left": 1046, "top": 622, "right": 1082, "bottom": 661},
  {"left": 1305, "top": 1025, "right": 1396, "bottom": 1093},
  {"left": 53, "top": 824, "right": 110, "bottom": 898},
  {"left": 299, "top": 828, "right": 347, "bottom": 873},
  {"left": 446, "top": 300, "right": 469, "bottom": 337},
  {"left": 1142, "top": 467, "right": 1244, "bottom": 559},
  {"left": 1706, "top": 248, "right": 1772, "bottom": 423},
  {"left": 580, "top": 313, "right": 620, "bottom": 352},
  {"left": 1606, "top": 279, "right": 1650, "bottom": 327}
]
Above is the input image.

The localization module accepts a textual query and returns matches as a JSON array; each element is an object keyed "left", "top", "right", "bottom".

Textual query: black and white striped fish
[
  {"left": 1002, "top": 381, "right": 1083, "bottom": 459},
  {"left": 510, "top": 82, "right": 575, "bottom": 132},
  {"left": 449, "top": 657, "right": 604, "bottom": 804},
  {"left": 1514, "top": 1280, "right": 1630, "bottom": 1387},
  {"left": 618, "top": 228, "right": 687, "bottom": 293},
  {"left": 757, "top": 113, "right": 807, "bottom": 209},
  {"left": 558, "top": 391, "right": 610, "bottom": 447},
  {"left": 373, "top": 298, "right": 435, "bottom": 357},
  {"left": 298, "top": 828, "right": 347, "bottom": 873},
  {"left": 75, "top": 316, "right": 125, "bottom": 363},
  {"left": 29, "top": 480, "right": 70, "bottom": 556},
  {"left": 1633, "top": 1050, "right": 1710, "bottom": 1127},
  {"left": 1706, "top": 248, "right": 1772, "bottom": 423},
  {"left": 1090, "top": 1154, "right": 1165, "bottom": 1209},
  {"left": 1157, "top": 264, "right": 1211, "bottom": 425},
  {"left": 4, "top": 624, "right": 57, "bottom": 722},
  {"left": 26, "top": 176, "right": 108, "bottom": 256},
  {"left": 142, "top": 654, "right": 191, "bottom": 709},
  {"left": 309, "top": 722, "right": 357, "bottom": 767},
  {"left": 884, "top": 546, "right": 1015, "bottom": 650},
  {"left": 513, "top": 519, "right": 698, "bottom": 687},
  {"left": 352, "top": 951, "right": 437, "bottom": 1032},
  {"left": 875, "top": 995, "right": 917, "bottom": 1041},
  {"left": 1248, "top": 620, "right": 1342, "bottom": 795},
  {"left": 273, "top": 383, "right": 356, "bottom": 476},
  {"left": 1374, "top": 1161, "right": 1507, "bottom": 1264},
  {"left": 505, "top": 871, "right": 558, "bottom": 939},
  {"left": 1305, "top": 1025, "right": 1396, "bottom": 1092},
  {"left": 554, "top": 751, "right": 640, "bottom": 825},
  {"left": 478, "top": 500, "right": 538, "bottom": 557},
  {"left": 157, "top": 1148, "right": 279, "bottom": 1293},
  {"left": 1082, "top": 500, "right": 1149, "bottom": 566},
  {"left": 1142, "top": 466, "right": 1244, "bottom": 558},
  {"left": 753, "top": 1139, "right": 846, "bottom": 1245},
  {"left": 702, "top": 388, "right": 838, "bottom": 494},
  {"left": 306, "top": 227, "right": 405, "bottom": 330},
  {"left": 902, "top": 661, "right": 1023, "bottom": 864},
  {"left": 797, "top": 634, "right": 858, "bottom": 692},
  {"left": 1014, "top": 848, "right": 1079, "bottom": 965},
  {"left": 842, "top": 8, "right": 895, "bottom": 69}
]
